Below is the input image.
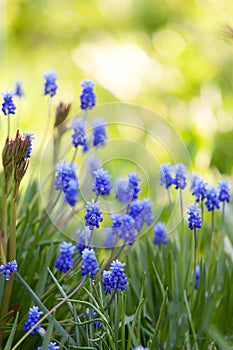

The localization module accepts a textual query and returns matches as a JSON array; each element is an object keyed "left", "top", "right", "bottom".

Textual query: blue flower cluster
[
  {"left": 72, "top": 118, "right": 88, "bottom": 150},
  {"left": 54, "top": 162, "right": 79, "bottom": 207},
  {"left": 85, "top": 308, "right": 102, "bottom": 327},
  {"left": 38, "top": 342, "right": 59, "bottom": 350},
  {"left": 173, "top": 163, "right": 187, "bottom": 190},
  {"left": 159, "top": 163, "right": 187, "bottom": 190},
  {"left": 128, "top": 172, "right": 141, "bottom": 200},
  {"left": 21, "top": 132, "right": 35, "bottom": 158},
  {"left": 159, "top": 163, "right": 173, "bottom": 189},
  {"left": 14, "top": 80, "right": 24, "bottom": 98},
  {"left": 43, "top": 70, "right": 58, "bottom": 97},
  {"left": 187, "top": 203, "right": 202, "bottom": 230},
  {"left": 92, "top": 168, "right": 112, "bottom": 196},
  {"left": 153, "top": 222, "right": 168, "bottom": 246},
  {"left": 129, "top": 199, "right": 154, "bottom": 232},
  {"left": 55, "top": 241, "right": 76, "bottom": 273},
  {"left": 85, "top": 201, "right": 103, "bottom": 230},
  {"left": 81, "top": 248, "right": 98, "bottom": 278},
  {"left": 115, "top": 172, "right": 141, "bottom": 203},
  {"left": 24, "top": 306, "right": 43, "bottom": 335},
  {"left": 77, "top": 229, "right": 92, "bottom": 254},
  {"left": 80, "top": 80, "right": 96, "bottom": 110},
  {"left": 205, "top": 187, "right": 220, "bottom": 211},
  {"left": 92, "top": 119, "right": 107, "bottom": 147},
  {"left": 102, "top": 260, "right": 127, "bottom": 294},
  {"left": 0, "top": 260, "right": 18, "bottom": 281},
  {"left": 190, "top": 174, "right": 207, "bottom": 202},
  {"left": 111, "top": 213, "right": 136, "bottom": 245},
  {"left": 218, "top": 180, "right": 231, "bottom": 203},
  {"left": 1, "top": 91, "right": 16, "bottom": 115},
  {"left": 195, "top": 265, "right": 200, "bottom": 290}
]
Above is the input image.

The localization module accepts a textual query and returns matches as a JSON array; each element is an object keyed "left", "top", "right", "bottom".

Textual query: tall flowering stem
[{"left": 187, "top": 203, "right": 202, "bottom": 289}]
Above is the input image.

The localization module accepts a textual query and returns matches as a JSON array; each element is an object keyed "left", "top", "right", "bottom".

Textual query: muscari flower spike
[
  {"left": 153, "top": 222, "right": 168, "bottom": 246},
  {"left": 80, "top": 80, "right": 96, "bottom": 110},
  {"left": 1, "top": 91, "right": 16, "bottom": 115},
  {"left": 0, "top": 260, "right": 17, "bottom": 281},
  {"left": 102, "top": 260, "right": 127, "bottom": 294},
  {"left": 43, "top": 70, "right": 58, "bottom": 97},
  {"left": 38, "top": 342, "right": 60, "bottom": 350},
  {"left": 24, "top": 306, "right": 43, "bottom": 335},
  {"left": 85, "top": 200, "right": 103, "bottom": 230},
  {"left": 93, "top": 168, "right": 112, "bottom": 196},
  {"left": 129, "top": 198, "right": 154, "bottom": 232},
  {"left": 54, "top": 162, "right": 79, "bottom": 207},
  {"left": 55, "top": 241, "right": 76, "bottom": 273},
  {"left": 21, "top": 132, "right": 35, "bottom": 158},
  {"left": 195, "top": 265, "right": 200, "bottom": 290},
  {"left": 218, "top": 179, "right": 231, "bottom": 203},
  {"left": 115, "top": 178, "right": 133, "bottom": 203},
  {"left": 14, "top": 80, "right": 24, "bottom": 98},
  {"left": 128, "top": 172, "right": 141, "bottom": 200},
  {"left": 190, "top": 173, "right": 208, "bottom": 202},
  {"left": 81, "top": 248, "right": 98, "bottom": 278},
  {"left": 85, "top": 308, "right": 102, "bottom": 327},
  {"left": 159, "top": 163, "right": 173, "bottom": 189},
  {"left": 173, "top": 163, "right": 187, "bottom": 190},
  {"left": 205, "top": 186, "right": 220, "bottom": 211},
  {"left": 187, "top": 203, "right": 202, "bottom": 230},
  {"left": 111, "top": 213, "right": 136, "bottom": 245},
  {"left": 77, "top": 229, "right": 93, "bottom": 254},
  {"left": 92, "top": 119, "right": 107, "bottom": 147},
  {"left": 72, "top": 118, "right": 88, "bottom": 149}
]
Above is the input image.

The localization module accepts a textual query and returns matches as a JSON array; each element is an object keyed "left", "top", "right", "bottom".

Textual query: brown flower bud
[
  {"left": 12, "top": 130, "right": 29, "bottom": 167},
  {"left": 2, "top": 137, "right": 14, "bottom": 181},
  {"left": 54, "top": 101, "right": 71, "bottom": 128}
]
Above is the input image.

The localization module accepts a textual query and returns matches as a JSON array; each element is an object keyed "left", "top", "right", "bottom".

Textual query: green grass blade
[{"left": 3, "top": 312, "right": 19, "bottom": 350}]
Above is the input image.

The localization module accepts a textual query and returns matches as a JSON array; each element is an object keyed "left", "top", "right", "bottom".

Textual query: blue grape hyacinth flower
[
  {"left": 115, "top": 178, "right": 133, "bottom": 203},
  {"left": 24, "top": 306, "right": 43, "bottom": 335},
  {"left": 92, "top": 119, "right": 107, "bottom": 147},
  {"left": 187, "top": 203, "right": 202, "bottom": 230},
  {"left": 205, "top": 187, "right": 220, "bottom": 211},
  {"left": 81, "top": 248, "right": 98, "bottom": 278},
  {"left": 21, "top": 132, "right": 35, "bottom": 158},
  {"left": 14, "top": 80, "right": 24, "bottom": 98},
  {"left": 1, "top": 91, "right": 16, "bottom": 115},
  {"left": 55, "top": 241, "right": 76, "bottom": 273},
  {"left": 218, "top": 179, "right": 231, "bottom": 203},
  {"left": 43, "top": 70, "right": 58, "bottom": 97},
  {"left": 111, "top": 213, "right": 136, "bottom": 245},
  {"left": 54, "top": 162, "right": 79, "bottom": 207},
  {"left": 173, "top": 163, "right": 187, "bottom": 190},
  {"left": 133, "top": 347, "right": 150, "bottom": 350},
  {"left": 153, "top": 222, "right": 168, "bottom": 246},
  {"left": 85, "top": 200, "right": 103, "bottom": 230},
  {"left": 190, "top": 173, "right": 208, "bottom": 202},
  {"left": 80, "top": 80, "right": 96, "bottom": 110},
  {"left": 128, "top": 172, "right": 141, "bottom": 200},
  {"left": 195, "top": 265, "right": 200, "bottom": 290},
  {"left": 102, "top": 260, "right": 127, "bottom": 294},
  {"left": 159, "top": 163, "right": 173, "bottom": 189},
  {"left": 72, "top": 118, "right": 88, "bottom": 149},
  {"left": 92, "top": 168, "right": 112, "bottom": 196},
  {"left": 38, "top": 342, "right": 59, "bottom": 350},
  {"left": 0, "top": 260, "right": 17, "bottom": 281},
  {"left": 129, "top": 198, "right": 154, "bottom": 232},
  {"left": 77, "top": 229, "right": 92, "bottom": 254}
]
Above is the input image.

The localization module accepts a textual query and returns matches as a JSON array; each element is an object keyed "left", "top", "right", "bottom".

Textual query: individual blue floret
[
  {"left": 72, "top": 118, "right": 88, "bottom": 149},
  {"left": 187, "top": 203, "right": 202, "bottom": 230},
  {"left": 190, "top": 173, "right": 208, "bottom": 202},
  {"left": 205, "top": 186, "right": 220, "bottom": 211},
  {"left": 21, "top": 132, "right": 35, "bottom": 158},
  {"left": 81, "top": 248, "right": 98, "bottom": 278},
  {"left": 92, "top": 119, "right": 107, "bottom": 147},
  {"left": 38, "top": 342, "right": 60, "bottom": 350},
  {"left": 0, "top": 260, "right": 18, "bottom": 281},
  {"left": 55, "top": 241, "right": 76, "bottom": 273},
  {"left": 128, "top": 172, "right": 140, "bottom": 200},
  {"left": 173, "top": 163, "right": 187, "bottom": 190},
  {"left": 14, "top": 80, "right": 24, "bottom": 98},
  {"left": 93, "top": 168, "right": 112, "bottom": 196},
  {"left": 153, "top": 222, "right": 168, "bottom": 246},
  {"left": 24, "top": 306, "right": 43, "bottom": 335},
  {"left": 80, "top": 80, "right": 96, "bottom": 110},
  {"left": 159, "top": 163, "right": 173, "bottom": 189},
  {"left": 218, "top": 179, "right": 231, "bottom": 203},
  {"left": 43, "top": 70, "right": 58, "bottom": 97},
  {"left": 85, "top": 200, "right": 103, "bottom": 230},
  {"left": 1, "top": 91, "right": 16, "bottom": 115}
]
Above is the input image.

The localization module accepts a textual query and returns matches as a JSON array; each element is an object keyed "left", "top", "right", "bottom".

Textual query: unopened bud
[
  {"left": 54, "top": 101, "right": 71, "bottom": 128},
  {"left": 12, "top": 130, "right": 30, "bottom": 167},
  {"left": 2, "top": 137, "right": 14, "bottom": 181}
]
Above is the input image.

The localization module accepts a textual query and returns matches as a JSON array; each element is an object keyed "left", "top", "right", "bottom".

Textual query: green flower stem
[
  {"left": 201, "top": 200, "right": 204, "bottom": 223},
  {"left": 179, "top": 189, "right": 184, "bottom": 234},
  {"left": 211, "top": 210, "right": 215, "bottom": 239},
  {"left": 0, "top": 180, "right": 17, "bottom": 347},
  {"left": 0, "top": 177, "right": 11, "bottom": 264},
  {"left": 193, "top": 227, "right": 197, "bottom": 290},
  {"left": 7, "top": 113, "right": 10, "bottom": 138},
  {"left": 167, "top": 188, "right": 172, "bottom": 216},
  {"left": 222, "top": 201, "right": 225, "bottom": 236}
]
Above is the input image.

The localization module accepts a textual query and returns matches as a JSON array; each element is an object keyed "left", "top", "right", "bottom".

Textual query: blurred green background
[{"left": 1, "top": 0, "right": 233, "bottom": 174}]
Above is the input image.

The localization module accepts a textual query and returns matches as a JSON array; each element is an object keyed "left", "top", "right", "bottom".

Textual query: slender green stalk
[
  {"left": 211, "top": 210, "right": 215, "bottom": 239},
  {"left": 0, "top": 177, "right": 11, "bottom": 264},
  {"left": 201, "top": 200, "right": 204, "bottom": 223},
  {"left": 167, "top": 188, "right": 172, "bottom": 217},
  {"left": 179, "top": 188, "right": 184, "bottom": 234},
  {"left": 193, "top": 227, "right": 197, "bottom": 290},
  {"left": 0, "top": 181, "right": 17, "bottom": 347},
  {"left": 221, "top": 202, "right": 225, "bottom": 236}
]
